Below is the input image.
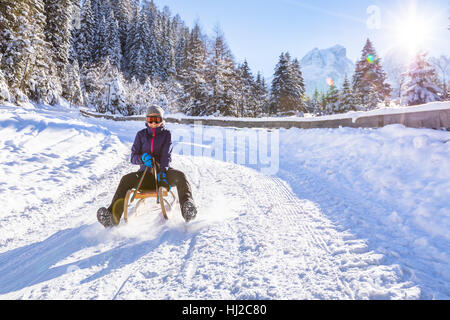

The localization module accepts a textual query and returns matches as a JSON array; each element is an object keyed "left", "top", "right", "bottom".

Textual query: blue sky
[{"left": 152, "top": 0, "right": 450, "bottom": 78}]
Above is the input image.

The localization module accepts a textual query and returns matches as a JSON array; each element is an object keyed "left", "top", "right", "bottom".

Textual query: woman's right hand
[{"left": 141, "top": 153, "right": 153, "bottom": 168}]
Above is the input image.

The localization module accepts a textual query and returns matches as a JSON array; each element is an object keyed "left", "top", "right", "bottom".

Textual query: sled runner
[{"left": 123, "top": 186, "right": 176, "bottom": 222}]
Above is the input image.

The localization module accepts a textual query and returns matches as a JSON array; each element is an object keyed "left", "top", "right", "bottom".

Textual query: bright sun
[
  {"left": 392, "top": 5, "right": 437, "bottom": 58},
  {"left": 394, "top": 17, "right": 430, "bottom": 56}
]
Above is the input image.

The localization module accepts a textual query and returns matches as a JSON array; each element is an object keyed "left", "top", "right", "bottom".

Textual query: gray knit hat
[{"left": 146, "top": 105, "right": 164, "bottom": 118}]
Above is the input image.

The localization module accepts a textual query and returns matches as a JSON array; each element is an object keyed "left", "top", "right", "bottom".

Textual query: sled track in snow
[
  {"left": 0, "top": 156, "right": 421, "bottom": 299},
  {"left": 119, "top": 156, "right": 420, "bottom": 299},
  {"left": 221, "top": 169, "right": 418, "bottom": 299},
  {"left": 277, "top": 164, "right": 450, "bottom": 299}
]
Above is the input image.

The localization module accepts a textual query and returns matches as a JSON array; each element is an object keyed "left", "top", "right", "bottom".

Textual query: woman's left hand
[{"left": 157, "top": 172, "right": 171, "bottom": 191}]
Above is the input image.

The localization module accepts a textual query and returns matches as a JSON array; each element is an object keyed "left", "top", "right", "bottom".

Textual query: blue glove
[
  {"left": 141, "top": 153, "right": 153, "bottom": 168},
  {"left": 157, "top": 172, "right": 171, "bottom": 191}
]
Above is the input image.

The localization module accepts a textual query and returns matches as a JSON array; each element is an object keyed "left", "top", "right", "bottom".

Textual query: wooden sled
[{"left": 123, "top": 187, "right": 176, "bottom": 223}]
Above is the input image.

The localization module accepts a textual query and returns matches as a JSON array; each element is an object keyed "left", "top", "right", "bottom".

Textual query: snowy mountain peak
[
  {"left": 329, "top": 44, "right": 347, "bottom": 55},
  {"left": 300, "top": 45, "right": 354, "bottom": 95}
]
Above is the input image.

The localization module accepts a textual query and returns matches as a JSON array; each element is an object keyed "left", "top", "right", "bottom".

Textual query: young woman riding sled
[{"left": 97, "top": 105, "right": 197, "bottom": 228}]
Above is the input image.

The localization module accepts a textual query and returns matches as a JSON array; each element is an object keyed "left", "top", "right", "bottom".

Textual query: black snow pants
[{"left": 108, "top": 168, "right": 193, "bottom": 220}]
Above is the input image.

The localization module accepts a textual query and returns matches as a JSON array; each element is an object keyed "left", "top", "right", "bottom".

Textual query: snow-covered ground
[{"left": 0, "top": 102, "right": 449, "bottom": 299}]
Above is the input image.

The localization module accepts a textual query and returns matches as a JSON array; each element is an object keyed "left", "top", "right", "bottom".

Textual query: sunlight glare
[{"left": 393, "top": 11, "right": 434, "bottom": 57}]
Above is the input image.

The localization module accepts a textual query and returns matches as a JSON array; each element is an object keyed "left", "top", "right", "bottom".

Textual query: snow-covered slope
[
  {"left": 300, "top": 45, "right": 355, "bottom": 95},
  {"left": 0, "top": 102, "right": 449, "bottom": 299}
]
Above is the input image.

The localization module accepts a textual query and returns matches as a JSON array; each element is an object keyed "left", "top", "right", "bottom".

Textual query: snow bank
[
  {"left": 81, "top": 101, "right": 450, "bottom": 132},
  {"left": 279, "top": 124, "right": 450, "bottom": 240},
  {"left": 166, "top": 101, "right": 450, "bottom": 122},
  {"left": 0, "top": 103, "right": 129, "bottom": 217},
  {"left": 81, "top": 101, "right": 450, "bottom": 123}
]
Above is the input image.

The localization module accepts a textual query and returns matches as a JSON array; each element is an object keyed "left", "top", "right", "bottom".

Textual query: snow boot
[
  {"left": 181, "top": 199, "right": 197, "bottom": 222},
  {"left": 97, "top": 207, "right": 114, "bottom": 228}
]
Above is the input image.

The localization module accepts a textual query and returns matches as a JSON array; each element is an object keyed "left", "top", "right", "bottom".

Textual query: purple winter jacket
[{"left": 131, "top": 123, "right": 173, "bottom": 173}]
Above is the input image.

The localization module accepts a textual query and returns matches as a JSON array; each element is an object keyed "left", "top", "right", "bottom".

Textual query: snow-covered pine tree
[
  {"left": 68, "top": 0, "right": 80, "bottom": 62},
  {"left": 290, "top": 58, "right": 307, "bottom": 114},
  {"left": 141, "top": 0, "right": 161, "bottom": 80},
  {"left": 315, "top": 89, "right": 325, "bottom": 115},
  {"left": 352, "top": 38, "right": 391, "bottom": 110},
  {"left": 104, "top": 10, "right": 122, "bottom": 69},
  {"left": 317, "top": 91, "right": 328, "bottom": 116},
  {"left": 82, "top": 56, "right": 124, "bottom": 114},
  {"left": 172, "top": 14, "right": 188, "bottom": 75},
  {"left": 69, "top": 0, "right": 81, "bottom": 29},
  {"left": 207, "top": 26, "right": 238, "bottom": 116},
  {"left": 0, "top": 59, "right": 10, "bottom": 102},
  {"left": 157, "top": 6, "right": 176, "bottom": 81},
  {"left": 121, "top": 77, "right": 141, "bottom": 114},
  {"left": 0, "top": 0, "right": 34, "bottom": 98},
  {"left": 402, "top": 51, "right": 442, "bottom": 106},
  {"left": 0, "top": 2, "right": 13, "bottom": 60},
  {"left": 44, "top": 0, "right": 74, "bottom": 102},
  {"left": 389, "top": 63, "right": 407, "bottom": 102},
  {"left": 100, "top": 58, "right": 127, "bottom": 115},
  {"left": 444, "top": 82, "right": 449, "bottom": 101},
  {"left": 126, "top": 8, "right": 152, "bottom": 83},
  {"left": 75, "top": 0, "right": 96, "bottom": 66},
  {"left": 22, "top": 0, "right": 61, "bottom": 104},
  {"left": 123, "top": 6, "right": 138, "bottom": 76},
  {"left": 121, "top": 76, "right": 168, "bottom": 116},
  {"left": 109, "top": 0, "right": 133, "bottom": 68},
  {"left": 324, "top": 84, "right": 339, "bottom": 114},
  {"left": 96, "top": 15, "right": 109, "bottom": 61},
  {"left": 0, "top": 0, "right": 59, "bottom": 103},
  {"left": 156, "top": 75, "right": 184, "bottom": 114},
  {"left": 270, "top": 52, "right": 289, "bottom": 115},
  {"left": 270, "top": 52, "right": 305, "bottom": 116},
  {"left": 80, "top": 61, "right": 101, "bottom": 109},
  {"left": 430, "top": 55, "right": 449, "bottom": 101},
  {"left": 166, "top": 13, "right": 177, "bottom": 78},
  {"left": 306, "top": 88, "right": 320, "bottom": 114},
  {"left": 150, "top": 24, "right": 162, "bottom": 81},
  {"left": 91, "top": 0, "right": 116, "bottom": 63},
  {"left": 178, "top": 22, "right": 210, "bottom": 116},
  {"left": 236, "top": 60, "right": 258, "bottom": 117},
  {"left": 0, "top": 10, "right": 7, "bottom": 42},
  {"left": 63, "top": 59, "right": 84, "bottom": 107},
  {"left": 337, "top": 75, "right": 356, "bottom": 113},
  {"left": 141, "top": 9, "right": 156, "bottom": 81},
  {"left": 255, "top": 71, "right": 269, "bottom": 116}
]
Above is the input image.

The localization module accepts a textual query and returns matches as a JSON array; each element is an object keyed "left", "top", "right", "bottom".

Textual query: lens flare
[
  {"left": 326, "top": 77, "right": 334, "bottom": 86},
  {"left": 366, "top": 54, "right": 375, "bottom": 64}
]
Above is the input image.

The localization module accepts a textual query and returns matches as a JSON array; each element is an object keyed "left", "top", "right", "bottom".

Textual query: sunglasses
[{"left": 146, "top": 116, "right": 162, "bottom": 124}]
